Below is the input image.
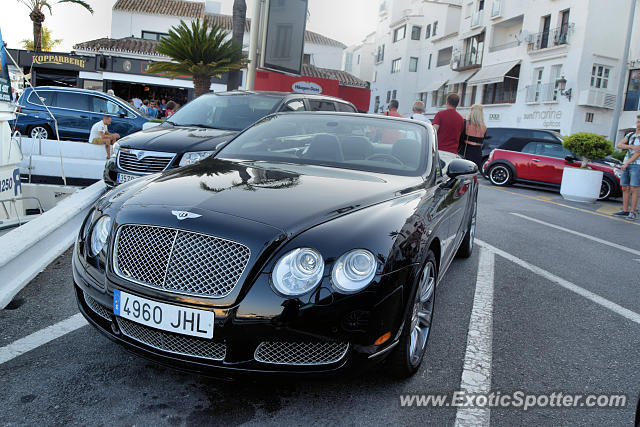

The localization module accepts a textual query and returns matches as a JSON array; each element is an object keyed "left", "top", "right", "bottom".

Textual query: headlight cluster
[
  {"left": 614, "top": 168, "right": 623, "bottom": 178},
  {"left": 271, "top": 247, "right": 377, "bottom": 297},
  {"left": 90, "top": 216, "right": 112, "bottom": 256},
  {"left": 179, "top": 151, "right": 214, "bottom": 166},
  {"left": 112, "top": 142, "right": 121, "bottom": 158}
]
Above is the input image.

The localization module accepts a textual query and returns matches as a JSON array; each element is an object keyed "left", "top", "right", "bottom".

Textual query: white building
[
  {"left": 343, "top": 32, "right": 376, "bottom": 83},
  {"left": 370, "top": 0, "right": 640, "bottom": 140}
]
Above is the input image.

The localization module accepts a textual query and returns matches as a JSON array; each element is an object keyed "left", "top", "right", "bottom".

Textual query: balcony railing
[
  {"left": 471, "top": 10, "right": 484, "bottom": 28},
  {"left": 525, "top": 83, "right": 557, "bottom": 103},
  {"left": 488, "top": 41, "right": 520, "bottom": 53},
  {"left": 527, "top": 25, "right": 572, "bottom": 52}
]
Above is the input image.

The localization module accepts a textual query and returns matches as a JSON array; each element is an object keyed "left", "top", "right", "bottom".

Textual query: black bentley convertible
[{"left": 73, "top": 112, "right": 478, "bottom": 378}]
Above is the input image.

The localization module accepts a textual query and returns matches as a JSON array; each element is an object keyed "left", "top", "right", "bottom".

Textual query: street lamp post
[
  {"left": 609, "top": 0, "right": 637, "bottom": 143},
  {"left": 246, "top": 0, "right": 265, "bottom": 91}
]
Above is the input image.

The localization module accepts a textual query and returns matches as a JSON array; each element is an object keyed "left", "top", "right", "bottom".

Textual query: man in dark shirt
[{"left": 432, "top": 93, "right": 464, "bottom": 154}]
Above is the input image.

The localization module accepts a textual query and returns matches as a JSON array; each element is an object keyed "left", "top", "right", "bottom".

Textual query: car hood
[
  {"left": 117, "top": 125, "right": 237, "bottom": 153},
  {"left": 118, "top": 158, "right": 422, "bottom": 236}
]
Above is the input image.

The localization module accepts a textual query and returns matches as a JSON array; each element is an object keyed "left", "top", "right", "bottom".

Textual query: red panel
[{"left": 338, "top": 85, "right": 371, "bottom": 112}]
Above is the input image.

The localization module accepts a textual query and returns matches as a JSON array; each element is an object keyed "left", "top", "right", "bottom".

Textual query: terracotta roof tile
[
  {"left": 301, "top": 64, "right": 369, "bottom": 88},
  {"left": 113, "top": 0, "right": 204, "bottom": 19},
  {"left": 74, "top": 37, "right": 164, "bottom": 56}
]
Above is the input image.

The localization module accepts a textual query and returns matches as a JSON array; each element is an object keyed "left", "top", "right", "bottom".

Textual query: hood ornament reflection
[{"left": 171, "top": 210, "right": 202, "bottom": 220}]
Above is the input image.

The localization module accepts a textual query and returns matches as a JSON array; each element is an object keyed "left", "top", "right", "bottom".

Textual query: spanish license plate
[
  {"left": 117, "top": 173, "right": 138, "bottom": 183},
  {"left": 113, "top": 290, "right": 214, "bottom": 338}
]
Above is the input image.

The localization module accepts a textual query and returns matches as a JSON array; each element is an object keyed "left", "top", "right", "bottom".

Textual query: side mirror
[
  {"left": 447, "top": 159, "right": 478, "bottom": 179},
  {"left": 565, "top": 155, "right": 575, "bottom": 163},
  {"left": 119, "top": 112, "right": 126, "bottom": 118}
]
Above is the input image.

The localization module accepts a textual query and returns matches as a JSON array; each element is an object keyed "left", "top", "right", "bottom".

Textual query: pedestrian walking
[
  {"left": 459, "top": 104, "right": 487, "bottom": 171},
  {"left": 614, "top": 115, "right": 640, "bottom": 220},
  {"left": 432, "top": 93, "right": 464, "bottom": 154},
  {"left": 165, "top": 100, "right": 177, "bottom": 118},
  {"left": 409, "top": 101, "right": 431, "bottom": 124},
  {"left": 385, "top": 99, "right": 403, "bottom": 117},
  {"left": 89, "top": 115, "right": 120, "bottom": 159},
  {"left": 138, "top": 99, "right": 149, "bottom": 117}
]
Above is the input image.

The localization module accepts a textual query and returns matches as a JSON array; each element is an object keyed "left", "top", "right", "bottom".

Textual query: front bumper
[
  {"left": 103, "top": 158, "right": 145, "bottom": 187},
  {"left": 72, "top": 247, "right": 412, "bottom": 376}
]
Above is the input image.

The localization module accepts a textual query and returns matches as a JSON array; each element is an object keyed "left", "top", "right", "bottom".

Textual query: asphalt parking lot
[{"left": 1, "top": 181, "right": 639, "bottom": 426}]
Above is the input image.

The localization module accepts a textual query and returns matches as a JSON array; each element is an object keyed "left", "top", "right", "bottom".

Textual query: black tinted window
[
  {"left": 55, "top": 92, "right": 88, "bottom": 110},
  {"left": 337, "top": 103, "right": 356, "bottom": 112},
  {"left": 309, "top": 100, "right": 336, "bottom": 111},
  {"left": 91, "top": 96, "right": 123, "bottom": 115},
  {"left": 522, "top": 142, "right": 538, "bottom": 154},
  {"left": 27, "top": 91, "right": 55, "bottom": 106}
]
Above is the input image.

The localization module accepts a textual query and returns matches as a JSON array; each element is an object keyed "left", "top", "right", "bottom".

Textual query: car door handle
[
  {"left": 80, "top": 115, "right": 89, "bottom": 119},
  {"left": 531, "top": 159, "right": 540, "bottom": 162}
]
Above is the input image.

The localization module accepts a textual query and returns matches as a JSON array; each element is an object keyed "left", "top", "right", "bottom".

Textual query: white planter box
[{"left": 560, "top": 167, "right": 603, "bottom": 203}]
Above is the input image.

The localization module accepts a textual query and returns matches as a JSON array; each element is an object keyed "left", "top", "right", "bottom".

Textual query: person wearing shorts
[
  {"left": 89, "top": 115, "right": 120, "bottom": 159},
  {"left": 614, "top": 115, "right": 640, "bottom": 221}
]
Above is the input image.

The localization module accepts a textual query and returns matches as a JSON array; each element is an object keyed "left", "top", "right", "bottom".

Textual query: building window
[
  {"left": 372, "top": 71, "right": 377, "bottom": 82},
  {"left": 392, "top": 89, "right": 397, "bottom": 99},
  {"left": 460, "top": 83, "right": 468, "bottom": 107},
  {"left": 141, "top": 31, "right": 168, "bottom": 41},
  {"left": 376, "top": 45, "right": 385, "bottom": 63},
  {"left": 624, "top": 69, "right": 640, "bottom": 111},
  {"left": 478, "top": 0, "right": 485, "bottom": 11},
  {"left": 411, "top": 26, "right": 422, "bottom": 40},
  {"left": 591, "top": 65, "right": 611, "bottom": 89},
  {"left": 428, "top": 53, "right": 432, "bottom": 69},
  {"left": 391, "top": 58, "right": 402, "bottom": 74},
  {"left": 357, "top": 54, "right": 361, "bottom": 64},
  {"left": 344, "top": 53, "right": 353, "bottom": 72},
  {"left": 539, "top": 15, "right": 551, "bottom": 50},
  {"left": 585, "top": 112, "right": 594, "bottom": 123},
  {"left": 425, "top": 24, "right": 431, "bottom": 39},
  {"left": 461, "top": 32, "right": 485, "bottom": 68},
  {"left": 559, "top": 9, "right": 570, "bottom": 44},
  {"left": 532, "top": 67, "right": 543, "bottom": 102},
  {"left": 393, "top": 25, "right": 406, "bottom": 42},
  {"left": 433, "top": 21, "right": 438, "bottom": 36},
  {"left": 374, "top": 96, "right": 380, "bottom": 113},
  {"left": 303, "top": 53, "right": 312, "bottom": 65},
  {"left": 386, "top": 91, "right": 391, "bottom": 103},
  {"left": 437, "top": 47, "right": 452, "bottom": 67},
  {"left": 409, "top": 57, "right": 419, "bottom": 72},
  {"left": 482, "top": 64, "right": 520, "bottom": 104},
  {"left": 550, "top": 65, "right": 562, "bottom": 101}
]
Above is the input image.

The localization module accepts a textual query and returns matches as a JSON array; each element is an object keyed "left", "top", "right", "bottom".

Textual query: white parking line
[
  {"left": 455, "top": 248, "right": 495, "bottom": 427},
  {"left": 510, "top": 212, "right": 640, "bottom": 257},
  {"left": 476, "top": 239, "right": 640, "bottom": 326},
  {"left": 0, "top": 314, "right": 87, "bottom": 365}
]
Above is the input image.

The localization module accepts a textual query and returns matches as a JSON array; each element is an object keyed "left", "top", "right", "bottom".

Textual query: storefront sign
[
  {"left": 523, "top": 109, "right": 562, "bottom": 128},
  {"left": 15, "top": 50, "right": 94, "bottom": 71},
  {"left": 0, "top": 26, "right": 11, "bottom": 103},
  {"left": 292, "top": 81, "right": 322, "bottom": 94},
  {"left": 488, "top": 113, "right": 501, "bottom": 121},
  {"left": 32, "top": 54, "right": 86, "bottom": 68}
]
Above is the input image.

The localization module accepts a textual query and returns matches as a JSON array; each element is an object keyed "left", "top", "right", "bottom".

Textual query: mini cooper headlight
[
  {"left": 331, "top": 249, "right": 377, "bottom": 293},
  {"left": 614, "top": 168, "right": 623, "bottom": 178},
  {"left": 272, "top": 248, "right": 324, "bottom": 296},
  {"left": 90, "top": 216, "right": 112, "bottom": 256},
  {"left": 179, "top": 151, "right": 214, "bottom": 166}
]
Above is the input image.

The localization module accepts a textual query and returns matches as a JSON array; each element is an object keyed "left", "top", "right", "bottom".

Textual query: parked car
[
  {"left": 483, "top": 137, "right": 622, "bottom": 200},
  {"left": 104, "top": 91, "right": 358, "bottom": 186},
  {"left": 11, "top": 86, "right": 148, "bottom": 141},
  {"left": 74, "top": 112, "right": 478, "bottom": 378}
]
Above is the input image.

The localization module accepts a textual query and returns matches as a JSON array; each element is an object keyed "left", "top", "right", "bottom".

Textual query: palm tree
[
  {"left": 147, "top": 19, "right": 246, "bottom": 98},
  {"left": 20, "top": 26, "right": 62, "bottom": 52},
  {"left": 227, "top": 0, "right": 246, "bottom": 91},
  {"left": 17, "top": 0, "right": 93, "bottom": 52}
]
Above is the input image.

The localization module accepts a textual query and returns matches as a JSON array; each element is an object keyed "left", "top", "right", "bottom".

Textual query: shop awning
[
  {"left": 422, "top": 77, "right": 449, "bottom": 92},
  {"left": 448, "top": 69, "right": 480, "bottom": 85},
  {"left": 467, "top": 60, "right": 521, "bottom": 86},
  {"left": 460, "top": 26, "right": 486, "bottom": 40}
]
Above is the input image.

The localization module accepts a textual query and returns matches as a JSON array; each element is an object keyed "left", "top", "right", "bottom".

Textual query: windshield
[
  {"left": 216, "top": 114, "right": 431, "bottom": 176},
  {"left": 167, "top": 94, "right": 282, "bottom": 131}
]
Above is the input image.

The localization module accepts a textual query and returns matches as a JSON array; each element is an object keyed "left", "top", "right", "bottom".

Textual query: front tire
[
  {"left": 388, "top": 251, "right": 437, "bottom": 378},
  {"left": 457, "top": 191, "right": 477, "bottom": 258},
  {"left": 488, "top": 164, "right": 512, "bottom": 186},
  {"left": 598, "top": 177, "right": 614, "bottom": 200}
]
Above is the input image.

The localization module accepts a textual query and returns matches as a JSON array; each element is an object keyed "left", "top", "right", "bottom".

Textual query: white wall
[{"left": 111, "top": 10, "right": 184, "bottom": 39}]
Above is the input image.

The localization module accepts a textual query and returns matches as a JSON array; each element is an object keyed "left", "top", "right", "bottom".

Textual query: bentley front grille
[
  {"left": 117, "top": 318, "right": 226, "bottom": 361},
  {"left": 254, "top": 341, "right": 349, "bottom": 366},
  {"left": 84, "top": 292, "right": 112, "bottom": 321},
  {"left": 114, "top": 225, "right": 251, "bottom": 298},
  {"left": 117, "top": 150, "right": 174, "bottom": 174}
]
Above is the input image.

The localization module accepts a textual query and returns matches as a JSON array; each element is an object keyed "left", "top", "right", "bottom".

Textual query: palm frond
[{"left": 56, "top": 0, "right": 93, "bottom": 13}]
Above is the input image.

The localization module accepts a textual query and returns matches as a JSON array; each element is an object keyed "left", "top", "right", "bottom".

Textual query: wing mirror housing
[
  {"left": 447, "top": 158, "right": 478, "bottom": 179},
  {"left": 565, "top": 155, "right": 577, "bottom": 163}
]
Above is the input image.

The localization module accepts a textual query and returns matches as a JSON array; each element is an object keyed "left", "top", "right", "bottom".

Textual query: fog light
[{"left": 374, "top": 332, "right": 391, "bottom": 345}]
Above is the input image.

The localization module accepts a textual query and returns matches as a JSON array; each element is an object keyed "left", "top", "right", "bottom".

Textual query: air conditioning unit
[{"left": 524, "top": 33, "right": 535, "bottom": 43}]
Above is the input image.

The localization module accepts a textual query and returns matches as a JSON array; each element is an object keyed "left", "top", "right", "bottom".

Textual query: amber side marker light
[{"left": 374, "top": 332, "right": 391, "bottom": 346}]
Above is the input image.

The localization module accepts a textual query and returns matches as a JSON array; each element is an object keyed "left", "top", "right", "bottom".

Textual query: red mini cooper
[{"left": 483, "top": 137, "right": 622, "bottom": 200}]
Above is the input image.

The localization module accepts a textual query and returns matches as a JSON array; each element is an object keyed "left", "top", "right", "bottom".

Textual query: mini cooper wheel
[
  {"left": 29, "top": 125, "right": 51, "bottom": 140},
  {"left": 598, "top": 177, "right": 614, "bottom": 201},
  {"left": 457, "top": 192, "right": 477, "bottom": 258},
  {"left": 389, "top": 251, "right": 437, "bottom": 378},
  {"left": 488, "top": 164, "right": 512, "bottom": 186}
]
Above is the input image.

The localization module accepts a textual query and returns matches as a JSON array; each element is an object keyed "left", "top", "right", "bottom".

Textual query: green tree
[
  {"left": 147, "top": 19, "right": 246, "bottom": 98},
  {"left": 17, "top": 0, "right": 93, "bottom": 52},
  {"left": 20, "top": 26, "right": 62, "bottom": 52}
]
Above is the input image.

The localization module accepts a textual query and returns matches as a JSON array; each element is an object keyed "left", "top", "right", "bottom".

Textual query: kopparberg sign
[
  {"left": 32, "top": 54, "right": 87, "bottom": 69},
  {"left": 292, "top": 81, "right": 322, "bottom": 94}
]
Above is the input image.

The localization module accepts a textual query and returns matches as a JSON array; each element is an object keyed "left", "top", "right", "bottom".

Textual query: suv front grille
[
  {"left": 117, "top": 318, "right": 226, "bottom": 361},
  {"left": 117, "top": 149, "right": 174, "bottom": 174},
  {"left": 84, "top": 292, "right": 112, "bottom": 321},
  {"left": 114, "top": 224, "right": 251, "bottom": 298},
  {"left": 254, "top": 341, "right": 349, "bottom": 365}
]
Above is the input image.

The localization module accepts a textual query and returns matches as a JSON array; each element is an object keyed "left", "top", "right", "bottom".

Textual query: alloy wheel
[
  {"left": 409, "top": 262, "right": 435, "bottom": 366},
  {"left": 489, "top": 165, "right": 510, "bottom": 186},
  {"left": 599, "top": 179, "right": 612, "bottom": 200},
  {"left": 30, "top": 126, "right": 49, "bottom": 140}
]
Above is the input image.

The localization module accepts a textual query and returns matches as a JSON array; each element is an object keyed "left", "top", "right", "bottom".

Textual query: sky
[{"left": 1, "top": 0, "right": 378, "bottom": 53}]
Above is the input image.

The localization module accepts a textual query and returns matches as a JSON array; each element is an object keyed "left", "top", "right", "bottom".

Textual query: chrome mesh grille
[
  {"left": 114, "top": 225, "right": 250, "bottom": 298},
  {"left": 117, "top": 318, "right": 226, "bottom": 361},
  {"left": 254, "top": 341, "right": 349, "bottom": 365},
  {"left": 84, "top": 292, "right": 112, "bottom": 321},
  {"left": 117, "top": 151, "right": 173, "bottom": 174}
]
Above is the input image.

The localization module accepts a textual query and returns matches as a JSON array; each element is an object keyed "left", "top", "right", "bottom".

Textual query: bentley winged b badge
[{"left": 171, "top": 210, "right": 202, "bottom": 220}]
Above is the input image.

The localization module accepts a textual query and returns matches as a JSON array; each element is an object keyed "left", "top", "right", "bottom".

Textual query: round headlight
[
  {"left": 331, "top": 249, "right": 377, "bottom": 293},
  {"left": 272, "top": 248, "right": 324, "bottom": 296},
  {"left": 90, "top": 216, "right": 112, "bottom": 256}
]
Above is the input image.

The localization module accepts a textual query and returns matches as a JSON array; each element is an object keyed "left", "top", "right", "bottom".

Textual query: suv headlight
[
  {"left": 112, "top": 142, "right": 121, "bottom": 157},
  {"left": 179, "top": 151, "right": 214, "bottom": 166},
  {"left": 331, "top": 249, "right": 377, "bottom": 293},
  {"left": 90, "top": 216, "right": 112, "bottom": 256},
  {"left": 272, "top": 248, "right": 324, "bottom": 296}
]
